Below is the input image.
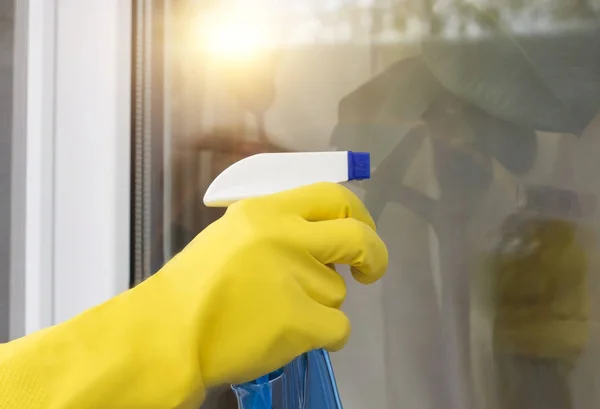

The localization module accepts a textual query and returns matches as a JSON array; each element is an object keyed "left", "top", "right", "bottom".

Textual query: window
[
  {"left": 0, "top": 0, "right": 20, "bottom": 342},
  {"left": 131, "top": 1, "right": 600, "bottom": 408}
]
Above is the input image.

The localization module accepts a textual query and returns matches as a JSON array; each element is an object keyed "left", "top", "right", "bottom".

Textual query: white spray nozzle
[{"left": 203, "top": 151, "right": 371, "bottom": 207}]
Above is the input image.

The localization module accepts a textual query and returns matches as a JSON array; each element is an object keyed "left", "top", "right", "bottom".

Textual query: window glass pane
[{"left": 132, "top": 1, "right": 600, "bottom": 408}]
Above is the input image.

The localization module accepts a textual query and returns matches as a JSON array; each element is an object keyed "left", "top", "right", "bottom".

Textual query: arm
[{"left": 0, "top": 280, "right": 207, "bottom": 409}]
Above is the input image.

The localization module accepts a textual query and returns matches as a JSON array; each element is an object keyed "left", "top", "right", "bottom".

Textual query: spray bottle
[{"left": 203, "top": 151, "right": 371, "bottom": 409}]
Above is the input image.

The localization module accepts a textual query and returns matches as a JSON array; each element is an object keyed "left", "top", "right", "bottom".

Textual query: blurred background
[{"left": 3, "top": 1, "right": 600, "bottom": 409}]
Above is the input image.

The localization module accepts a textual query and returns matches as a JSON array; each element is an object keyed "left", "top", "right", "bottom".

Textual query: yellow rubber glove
[{"left": 0, "top": 182, "right": 388, "bottom": 409}]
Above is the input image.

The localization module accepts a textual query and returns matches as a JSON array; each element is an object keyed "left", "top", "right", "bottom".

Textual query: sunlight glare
[{"left": 200, "top": 11, "right": 272, "bottom": 63}]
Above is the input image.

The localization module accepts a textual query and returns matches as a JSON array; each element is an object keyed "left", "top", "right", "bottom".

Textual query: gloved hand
[{"left": 0, "top": 182, "right": 389, "bottom": 409}]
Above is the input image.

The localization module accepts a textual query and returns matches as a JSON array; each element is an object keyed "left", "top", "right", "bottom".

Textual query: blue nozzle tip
[{"left": 347, "top": 151, "right": 370, "bottom": 181}]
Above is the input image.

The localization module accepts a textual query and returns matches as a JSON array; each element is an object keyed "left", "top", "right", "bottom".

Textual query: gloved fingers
[
  {"left": 303, "top": 218, "right": 388, "bottom": 284},
  {"left": 290, "top": 261, "right": 347, "bottom": 309},
  {"left": 291, "top": 297, "right": 352, "bottom": 353},
  {"left": 260, "top": 182, "right": 377, "bottom": 230}
]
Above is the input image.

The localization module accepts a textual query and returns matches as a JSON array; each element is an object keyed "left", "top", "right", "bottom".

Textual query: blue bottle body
[{"left": 232, "top": 349, "right": 344, "bottom": 409}]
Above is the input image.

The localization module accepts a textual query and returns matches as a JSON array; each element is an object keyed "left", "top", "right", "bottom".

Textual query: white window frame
[{"left": 15, "top": 0, "right": 132, "bottom": 335}]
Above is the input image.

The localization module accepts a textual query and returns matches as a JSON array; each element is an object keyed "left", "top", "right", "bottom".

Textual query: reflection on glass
[
  {"left": 491, "top": 209, "right": 589, "bottom": 409},
  {"left": 132, "top": 1, "right": 600, "bottom": 408}
]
